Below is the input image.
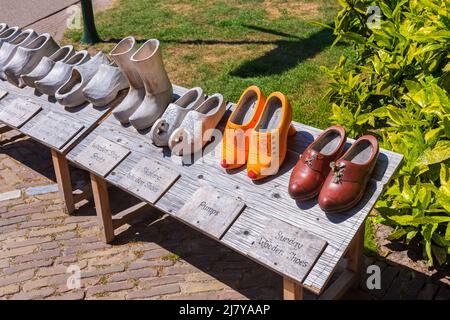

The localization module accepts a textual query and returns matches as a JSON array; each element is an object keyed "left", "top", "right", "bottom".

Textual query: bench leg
[
  {"left": 90, "top": 173, "right": 114, "bottom": 243},
  {"left": 283, "top": 277, "right": 303, "bottom": 300},
  {"left": 51, "top": 150, "right": 75, "bottom": 214},
  {"left": 347, "top": 223, "right": 365, "bottom": 277}
]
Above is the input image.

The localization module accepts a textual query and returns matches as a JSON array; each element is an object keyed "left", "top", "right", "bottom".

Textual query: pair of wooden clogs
[{"left": 221, "top": 86, "right": 295, "bottom": 181}]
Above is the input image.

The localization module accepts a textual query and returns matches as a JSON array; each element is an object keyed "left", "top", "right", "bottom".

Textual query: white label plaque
[
  {"left": 118, "top": 158, "right": 180, "bottom": 204},
  {"left": 28, "top": 112, "right": 85, "bottom": 149},
  {"left": 74, "top": 136, "right": 131, "bottom": 177},
  {"left": 0, "top": 98, "right": 42, "bottom": 128},
  {"left": 248, "top": 218, "right": 327, "bottom": 283},
  {"left": 175, "top": 185, "right": 246, "bottom": 239}
]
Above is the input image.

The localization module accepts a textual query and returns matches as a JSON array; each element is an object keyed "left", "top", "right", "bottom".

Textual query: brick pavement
[{"left": 0, "top": 128, "right": 449, "bottom": 300}]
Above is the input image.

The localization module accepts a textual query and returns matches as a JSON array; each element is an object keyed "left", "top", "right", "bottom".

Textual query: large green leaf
[
  {"left": 389, "top": 215, "right": 450, "bottom": 226},
  {"left": 417, "top": 141, "right": 450, "bottom": 166}
]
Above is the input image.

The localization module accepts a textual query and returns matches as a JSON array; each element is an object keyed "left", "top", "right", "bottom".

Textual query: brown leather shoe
[
  {"left": 318, "top": 135, "right": 379, "bottom": 213},
  {"left": 288, "top": 125, "right": 346, "bottom": 200}
]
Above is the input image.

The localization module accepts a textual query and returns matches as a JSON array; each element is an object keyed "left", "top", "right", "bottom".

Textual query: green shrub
[{"left": 322, "top": 0, "right": 450, "bottom": 265}]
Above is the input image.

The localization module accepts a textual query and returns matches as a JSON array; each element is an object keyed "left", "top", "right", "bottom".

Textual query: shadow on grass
[
  {"left": 102, "top": 23, "right": 337, "bottom": 78},
  {"left": 231, "top": 25, "right": 335, "bottom": 77}
]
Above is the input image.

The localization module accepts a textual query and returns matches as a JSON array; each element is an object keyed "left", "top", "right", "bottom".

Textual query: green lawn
[{"left": 64, "top": 0, "right": 352, "bottom": 129}]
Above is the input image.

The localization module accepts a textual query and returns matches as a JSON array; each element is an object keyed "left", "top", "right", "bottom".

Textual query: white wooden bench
[{"left": 65, "top": 85, "right": 403, "bottom": 299}]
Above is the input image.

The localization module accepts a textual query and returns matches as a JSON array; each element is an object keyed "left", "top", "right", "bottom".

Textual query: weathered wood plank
[{"left": 67, "top": 84, "right": 403, "bottom": 294}]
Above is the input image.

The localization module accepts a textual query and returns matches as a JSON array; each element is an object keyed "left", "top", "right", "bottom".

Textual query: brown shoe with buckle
[
  {"left": 318, "top": 135, "right": 379, "bottom": 213},
  {"left": 288, "top": 125, "right": 346, "bottom": 201}
]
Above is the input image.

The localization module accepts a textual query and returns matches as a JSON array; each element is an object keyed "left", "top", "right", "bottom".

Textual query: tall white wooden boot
[
  {"left": 128, "top": 39, "right": 173, "bottom": 130},
  {"left": 110, "top": 36, "right": 145, "bottom": 124}
]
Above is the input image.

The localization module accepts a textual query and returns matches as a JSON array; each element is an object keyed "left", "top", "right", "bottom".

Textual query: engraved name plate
[
  {"left": 248, "top": 218, "right": 327, "bottom": 283},
  {"left": 75, "top": 136, "right": 131, "bottom": 177},
  {"left": 28, "top": 112, "right": 85, "bottom": 149},
  {"left": 175, "top": 185, "right": 246, "bottom": 239},
  {"left": 0, "top": 98, "right": 42, "bottom": 128},
  {"left": 118, "top": 158, "right": 180, "bottom": 204}
]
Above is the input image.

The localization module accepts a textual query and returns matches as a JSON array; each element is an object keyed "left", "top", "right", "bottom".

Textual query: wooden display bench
[
  {"left": 66, "top": 84, "right": 403, "bottom": 300},
  {"left": 0, "top": 80, "right": 125, "bottom": 214}
]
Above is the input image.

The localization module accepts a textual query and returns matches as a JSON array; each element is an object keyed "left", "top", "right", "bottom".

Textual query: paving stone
[
  {"left": 417, "top": 282, "right": 440, "bottom": 300},
  {"left": 0, "top": 245, "right": 38, "bottom": 259},
  {"left": 25, "top": 184, "right": 59, "bottom": 196},
  {"left": 65, "top": 242, "right": 110, "bottom": 255},
  {"left": 4, "top": 259, "right": 53, "bottom": 275},
  {"left": 19, "top": 219, "right": 61, "bottom": 229},
  {"left": 384, "top": 270, "right": 426, "bottom": 300},
  {"left": 81, "top": 265, "right": 125, "bottom": 279},
  {"left": 55, "top": 231, "right": 78, "bottom": 241},
  {"left": 46, "top": 291, "right": 85, "bottom": 300},
  {"left": 4, "top": 236, "right": 53, "bottom": 249},
  {"left": 127, "top": 284, "right": 181, "bottom": 299},
  {"left": 109, "top": 269, "right": 157, "bottom": 282},
  {"left": 0, "top": 190, "right": 21, "bottom": 202},
  {"left": 128, "top": 260, "right": 174, "bottom": 270},
  {"left": 40, "top": 242, "right": 59, "bottom": 250},
  {"left": 23, "top": 274, "right": 68, "bottom": 292},
  {"left": 139, "top": 276, "right": 184, "bottom": 289},
  {"left": 30, "top": 211, "right": 66, "bottom": 221},
  {"left": 14, "top": 248, "right": 61, "bottom": 263},
  {"left": 1, "top": 207, "right": 43, "bottom": 219},
  {"left": 10, "top": 287, "right": 55, "bottom": 300},
  {"left": 181, "top": 281, "right": 228, "bottom": 294},
  {"left": 86, "top": 281, "right": 134, "bottom": 296},
  {"left": 0, "top": 215, "right": 27, "bottom": 227},
  {"left": 62, "top": 235, "right": 100, "bottom": 247},
  {"left": 28, "top": 224, "right": 77, "bottom": 237},
  {"left": 435, "top": 285, "right": 450, "bottom": 300},
  {"left": 164, "top": 265, "right": 200, "bottom": 276},
  {"left": 0, "top": 284, "right": 20, "bottom": 297},
  {"left": 0, "top": 259, "right": 10, "bottom": 269},
  {"left": 0, "top": 269, "right": 35, "bottom": 287},
  {"left": 143, "top": 248, "right": 171, "bottom": 260}
]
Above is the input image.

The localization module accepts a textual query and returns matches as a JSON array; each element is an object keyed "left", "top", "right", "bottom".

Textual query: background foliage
[{"left": 323, "top": 0, "right": 450, "bottom": 265}]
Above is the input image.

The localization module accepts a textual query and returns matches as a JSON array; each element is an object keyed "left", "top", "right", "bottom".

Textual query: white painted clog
[
  {"left": 150, "top": 87, "right": 205, "bottom": 147},
  {"left": 21, "top": 45, "right": 74, "bottom": 88},
  {"left": 35, "top": 50, "right": 90, "bottom": 96},
  {"left": 0, "top": 26, "right": 21, "bottom": 48},
  {"left": 82, "top": 61, "right": 129, "bottom": 106},
  {"left": 0, "top": 29, "right": 38, "bottom": 80},
  {"left": 3, "top": 33, "right": 59, "bottom": 87},
  {"left": 55, "top": 52, "right": 109, "bottom": 107},
  {"left": 169, "top": 93, "right": 226, "bottom": 156}
]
